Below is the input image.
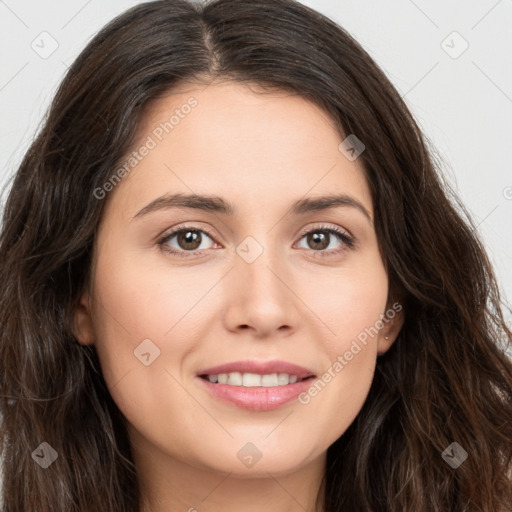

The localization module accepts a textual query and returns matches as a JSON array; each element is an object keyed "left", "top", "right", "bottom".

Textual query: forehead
[{"left": 102, "top": 81, "right": 372, "bottom": 223}]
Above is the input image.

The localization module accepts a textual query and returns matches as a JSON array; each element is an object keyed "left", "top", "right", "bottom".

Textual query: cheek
[
  {"left": 91, "top": 243, "right": 209, "bottom": 350},
  {"left": 306, "top": 255, "right": 389, "bottom": 349},
  {"left": 89, "top": 250, "right": 207, "bottom": 450},
  {"left": 296, "top": 257, "right": 388, "bottom": 437},
  {"left": 88, "top": 247, "right": 168, "bottom": 390},
  {"left": 89, "top": 241, "right": 224, "bottom": 394}
]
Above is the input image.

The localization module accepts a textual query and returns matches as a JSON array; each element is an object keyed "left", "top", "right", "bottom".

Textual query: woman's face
[{"left": 75, "top": 81, "right": 402, "bottom": 478}]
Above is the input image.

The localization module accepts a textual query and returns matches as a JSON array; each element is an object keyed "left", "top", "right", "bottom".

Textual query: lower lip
[{"left": 196, "top": 376, "right": 316, "bottom": 411}]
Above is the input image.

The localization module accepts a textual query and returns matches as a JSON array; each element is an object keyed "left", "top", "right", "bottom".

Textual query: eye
[
  {"left": 157, "top": 224, "right": 355, "bottom": 258},
  {"left": 157, "top": 225, "right": 218, "bottom": 258},
  {"left": 295, "top": 225, "right": 355, "bottom": 257}
]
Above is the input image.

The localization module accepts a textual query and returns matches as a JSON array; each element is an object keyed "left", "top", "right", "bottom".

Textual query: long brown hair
[{"left": 1, "top": 1, "right": 511, "bottom": 510}]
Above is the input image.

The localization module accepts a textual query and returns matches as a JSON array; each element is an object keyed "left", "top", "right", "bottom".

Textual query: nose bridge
[
  {"left": 223, "top": 228, "right": 300, "bottom": 333},
  {"left": 235, "top": 230, "right": 287, "bottom": 298}
]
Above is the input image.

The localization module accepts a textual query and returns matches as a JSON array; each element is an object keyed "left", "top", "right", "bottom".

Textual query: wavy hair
[{"left": 1, "top": 0, "right": 511, "bottom": 510}]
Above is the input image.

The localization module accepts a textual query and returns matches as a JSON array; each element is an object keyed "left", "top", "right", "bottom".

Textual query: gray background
[{"left": 0, "top": 0, "right": 511, "bottom": 502}]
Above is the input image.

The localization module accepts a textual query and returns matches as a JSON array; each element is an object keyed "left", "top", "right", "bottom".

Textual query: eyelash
[{"left": 157, "top": 224, "right": 356, "bottom": 259}]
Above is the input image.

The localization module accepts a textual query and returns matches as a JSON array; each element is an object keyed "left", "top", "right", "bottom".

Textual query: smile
[{"left": 200, "top": 372, "right": 304, "bottom": 386}]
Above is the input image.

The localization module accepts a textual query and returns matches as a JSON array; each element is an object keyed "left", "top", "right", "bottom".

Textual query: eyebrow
[{"left": 132, "top": 192, "right": 372, "bottom": 224}]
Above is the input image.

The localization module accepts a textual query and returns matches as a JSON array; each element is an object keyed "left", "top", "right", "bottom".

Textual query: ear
[
  {"left": 72, "top": 290, "right": 95, "bottom": 346},
  {"left": 376, "top": 301, "right": 404, "bottom": 356}
]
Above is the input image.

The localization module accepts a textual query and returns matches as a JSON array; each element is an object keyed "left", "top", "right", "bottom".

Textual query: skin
[{"left": 74, "top": 80, "right": 403, "bottom": 512}]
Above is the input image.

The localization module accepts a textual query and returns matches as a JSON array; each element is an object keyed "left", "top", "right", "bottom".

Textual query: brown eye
[
  {"left": 296, "top": 226, "right": 354, "bottom": 256},
  {"left": 158, "top": 227, "right": 217, "bottom": 257}
]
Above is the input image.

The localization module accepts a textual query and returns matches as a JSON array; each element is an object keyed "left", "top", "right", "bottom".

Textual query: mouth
[{"left": 196, "top": 362, "right": 317, "bottom": 411}]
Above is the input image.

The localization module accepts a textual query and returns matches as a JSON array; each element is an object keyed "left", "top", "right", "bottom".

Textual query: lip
[
  {"left": 196, "top": 375, "right": 317, "bottom": 411},
  {"left": 196, "top": 359, "right": 317, "bottom": 412},
  {"left": 197, "top": 360, "right": 316, "bottom": 380}
]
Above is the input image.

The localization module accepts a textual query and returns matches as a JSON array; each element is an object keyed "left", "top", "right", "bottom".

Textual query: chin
[{"left": 196, "top": 441, "right": 317, "bottom": 478}]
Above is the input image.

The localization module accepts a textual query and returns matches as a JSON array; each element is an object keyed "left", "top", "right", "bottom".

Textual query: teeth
[
  {"left": 261, "top": 374, "right": 279, "bottom": 386},
  {"left": 205, "top": 372, "right": 300, "bottom": 386},
  {"left": 228, "top": 372, "right": 242, "bottom": 386}
]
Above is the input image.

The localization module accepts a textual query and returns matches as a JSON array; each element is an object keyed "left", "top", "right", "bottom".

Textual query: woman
[{"left": 1, "top": 0, "right": 511, "bottom": 511}]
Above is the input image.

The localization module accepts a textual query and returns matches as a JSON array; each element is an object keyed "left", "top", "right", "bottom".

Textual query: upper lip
[{"left": 197, "top": 360, "right": 316, "bottom": 379}]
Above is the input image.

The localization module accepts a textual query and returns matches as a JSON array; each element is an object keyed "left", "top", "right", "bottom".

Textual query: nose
[{"left": 222, "top": 239, "right": 302, "bottom": 338}]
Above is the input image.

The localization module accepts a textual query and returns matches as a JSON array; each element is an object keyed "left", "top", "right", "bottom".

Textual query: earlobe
[
  {"left": 377, "top": 304, "right": 404, "bottom": 355},
  {"left": 72, "top": 291, "right": 95, "bottom": 346}
]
